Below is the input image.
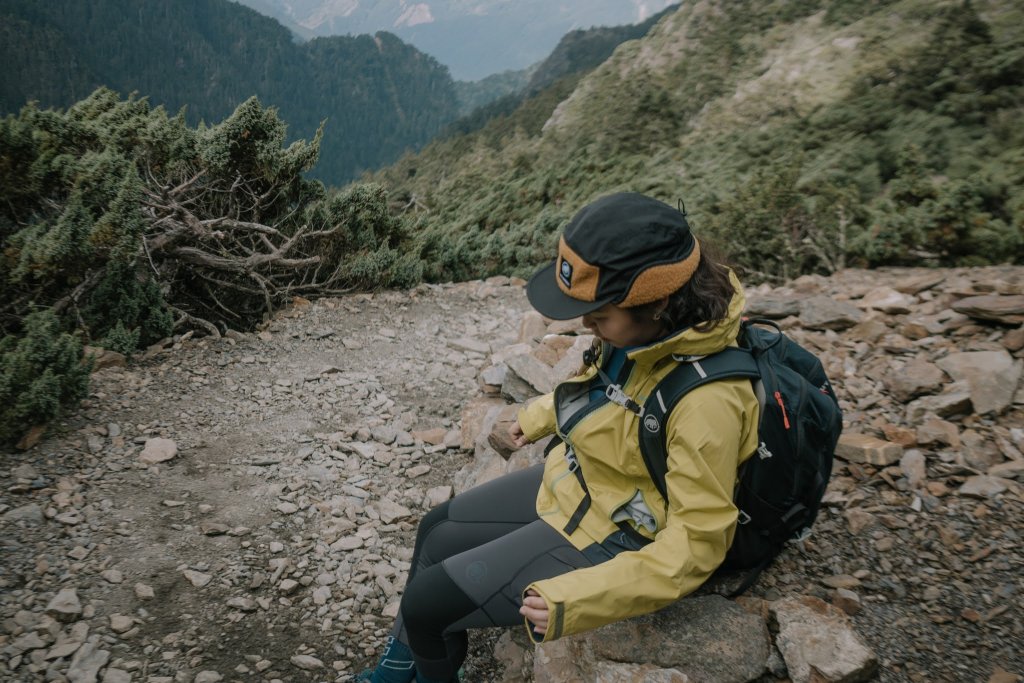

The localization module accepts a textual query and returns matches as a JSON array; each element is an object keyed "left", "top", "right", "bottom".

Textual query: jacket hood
[{"left": 625, "top": 270, "right": 745, "bottom": 366}]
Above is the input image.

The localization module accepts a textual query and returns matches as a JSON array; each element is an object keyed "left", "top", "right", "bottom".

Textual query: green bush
[{"left": 0, "top": 310, "right": 92, "bottom": 445}]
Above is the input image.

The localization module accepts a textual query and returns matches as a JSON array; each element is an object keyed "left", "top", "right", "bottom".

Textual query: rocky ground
[{"left": 1, "top": 267, "right": 1023, "bottom": 683}]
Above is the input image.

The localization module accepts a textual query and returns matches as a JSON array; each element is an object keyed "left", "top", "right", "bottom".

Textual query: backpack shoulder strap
[{"left": 639, "top": 347, "right": 760, "bottom": 501}]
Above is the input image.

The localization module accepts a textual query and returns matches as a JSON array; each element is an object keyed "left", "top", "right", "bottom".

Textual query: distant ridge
[{"left": 0, "top": 0, "right": 459, "bottom": 185}]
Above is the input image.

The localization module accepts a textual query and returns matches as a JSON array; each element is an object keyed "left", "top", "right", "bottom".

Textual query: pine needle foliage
[{"left": 0, "top": 88, "right": 422, "bottom": 444}]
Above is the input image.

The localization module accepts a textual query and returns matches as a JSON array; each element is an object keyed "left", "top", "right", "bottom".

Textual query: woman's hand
[
  {"left": 519, "top": 589, "right": 549, "bottom": 636},
  {"left": 508, "top": 420, "right": 530, "bottom": 449}
]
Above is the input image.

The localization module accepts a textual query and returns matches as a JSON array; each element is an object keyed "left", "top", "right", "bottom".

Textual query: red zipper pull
[{"left": 774, "top": 391, "right": 791, "bottom": 429}]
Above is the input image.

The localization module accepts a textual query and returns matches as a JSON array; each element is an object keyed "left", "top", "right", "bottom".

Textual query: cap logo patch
[{"left": 559, "top": 259, "right": 573, "bottom": 288}]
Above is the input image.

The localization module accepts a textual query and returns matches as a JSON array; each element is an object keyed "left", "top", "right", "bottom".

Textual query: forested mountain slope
[
  {"left": 0, "top": 0, "right": 458, "bottom": 184},
  {"left": 369, "top": 0, "right": 1024, "bottom": 283},
  {"left": 233, "top": 0, "right": 680, "bottom": 79}
]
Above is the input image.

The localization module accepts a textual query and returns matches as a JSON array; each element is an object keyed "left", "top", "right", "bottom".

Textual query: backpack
[{"left": 637, "top": 318, "right": 842, "bottom": 583}]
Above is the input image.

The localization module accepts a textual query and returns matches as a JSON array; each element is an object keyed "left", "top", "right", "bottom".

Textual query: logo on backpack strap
[
  {"left": 643, "top": 414, "right": 660, "bottom": 433},
  {"left": 757, "top": 441, "right": 773, "bottom": 460}
]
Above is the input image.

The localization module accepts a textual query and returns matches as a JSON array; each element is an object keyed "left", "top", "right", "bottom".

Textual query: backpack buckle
[
  {"left": 737, "top": 510, "right": 751, "bottom": 525},
  {"left": 605, "top": 384, "right": 644, "bottom": 416},
  {"left": 564, "top": 447, "right": 580, "bottom": 473}
]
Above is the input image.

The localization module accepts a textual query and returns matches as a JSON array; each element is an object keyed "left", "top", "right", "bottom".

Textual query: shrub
[{"left": 0, "top": 311, "right": 92, "bottom": 445}]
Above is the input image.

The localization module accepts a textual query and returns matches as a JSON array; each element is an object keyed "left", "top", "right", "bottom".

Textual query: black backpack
[{"left": 637, "top": 318, "right": 842, "bottom": 584}]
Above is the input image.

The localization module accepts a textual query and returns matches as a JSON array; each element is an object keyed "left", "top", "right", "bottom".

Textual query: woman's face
[{"left": 582, "top": 303, "right": 664, "bottom": 349}]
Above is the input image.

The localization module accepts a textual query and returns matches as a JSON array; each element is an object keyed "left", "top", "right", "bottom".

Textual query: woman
[{"left": 357, "top": 192, "right": 759, "bottom": 683}]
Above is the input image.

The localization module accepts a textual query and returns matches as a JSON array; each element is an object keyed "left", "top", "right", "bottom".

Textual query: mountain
[
  {"left": 367, "top": 0, "right": 1024, "bottom": 283},
  {"left": 441, "top": 5, "right": 676, "bottom": 139},
  {"left": 232, "top": 0, "right": 680, "bottom": 80},
  {"left": 0, "top": 0, "right": 459, "bottom": 185}
]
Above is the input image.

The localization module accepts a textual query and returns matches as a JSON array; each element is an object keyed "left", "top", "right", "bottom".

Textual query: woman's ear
[{"left": 652, "top": 297, "right": 670, "bottom": 322}]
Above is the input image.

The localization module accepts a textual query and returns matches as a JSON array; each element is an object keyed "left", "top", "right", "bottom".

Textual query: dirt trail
[{"left": 1, "top": 279, "right": 527, "bottom": 682}]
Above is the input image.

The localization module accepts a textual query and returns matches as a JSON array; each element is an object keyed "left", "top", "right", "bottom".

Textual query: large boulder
[
  {"left": 770, "top": 596, "right": 878, "bottom": 683},
  {"left": 936, "top": 350, "right": 1022, "bottom": 415},
  {"left": 534, "top": 595, "right": 770, "bottom": 683}
]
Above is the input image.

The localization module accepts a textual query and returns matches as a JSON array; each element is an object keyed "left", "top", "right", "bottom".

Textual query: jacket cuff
[
  {"left": 522, "top": 583, "right": 564, "bottom": 644},
  {"left": 517, "top": 393, "right": 556, "bottom": 442}
]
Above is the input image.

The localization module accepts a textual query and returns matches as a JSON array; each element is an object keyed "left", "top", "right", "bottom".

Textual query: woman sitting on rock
[{"left": 357, "top": 192, "right": 759, "bottom": 683}]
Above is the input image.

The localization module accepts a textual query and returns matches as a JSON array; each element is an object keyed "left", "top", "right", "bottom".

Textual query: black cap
[{"left": 526, "top": 192, "right": 700, "bottom": 320}]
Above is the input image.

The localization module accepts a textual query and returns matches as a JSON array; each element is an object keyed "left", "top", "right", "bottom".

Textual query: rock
[
  {"left": 894, "top": 272, "right": 945, "bottom": 294},
  {"left": 227, "top": 597, "right": 258, "bottom": 612},
  {"left": 821, "top": 574, "right": 861, "bottom": 590},
  {"left": 549, "top": 335, "right": 595, "bottom": 384},
  {"left": 46, "top": 622, "right": 90, "bottom": 659},
  {"left": 831, "top": 588, "right": 862, "bottom": 616},
  {"left": 460, "top": 397, "right": 506, "bottom": 450},
  {"left": 279, "top": 578, "right": 300, "bottom": 594},
  {"left": 16, "top": 424, "right": 46, "bottom": 450},
  {"left": 987, "top": 667, "right": 1023, "bottom": 683},
  {"left": 849, "top": 318, "right": 888, "bottom": 343},
  {"left": 900, "top": 450, "right": 927, "bottom": 488},
  {"left": 312, "top": 585, "right": 332, "bottom": 605},
  {"left": 771, "top": 596, "right": 878, "bottom": 683},
  {"left": 487, "top": 403, "right": 524, "bottom": 459},
  {"left": 834, "top": 433, "right": 903, "bottom": 466},
  {"left": 1003, "top": 325, "right": 1024, "bottom": 352},
  {"left": 880, "top": 424, "right": 916, "bottom": 448},
  {"left": 85, "top": 346, "right": 127, "bottom": 371},
  {"left": 518, "top": 311, "right": 549, "bottom": 344},
  {"left": 936, "top": 351, "right": 1022, "bottom": 415},
  {"left": 290, "top": 655, "right": 324, "bottom": 670},
  {"left": 11, "top": 632, "right": 47, "bottom": 653},
  {"left": 546, "top": 318, "right": 585, "bottom": 335},
  {"left": 109, "top": 614, "right": 133, "bottom": 633},
  {"left": 330, "top": 536, "right": 363, "bottom": 551},
  {"left": 961, "top": 429, "right": 1003, "bottom": 472},
  {"left": 47, "top": 588, "right": 83, "bottom": 622},
  {"left": 376, "top": 498, "right": 412, "bottom": 524},
  {"left": 745, "top": 295, "right": 800, "bottom": 319},
  {"left": 844, "top": 509, "right": 876, "bottom": 535},
  {"left": 906, "top": 382, "right": 973, "bottom": 423},
  {"left": 101, "top": 669, "right": 132, "bottom": 683},
  {"left": 412, "top": 427, "right": 448, "bottom": 446},
  {"left": 66, "top": 636, "right": 110, "bottom": 683},
  {"left": 585, "top": 595, "right": 768, "bottom": 682},
  {"left": 959, "top": 476, "right": 1009, "bottom": 499},
  {"left": 480, "top": 364, "right": 508, "bottom": 390},
  {"left": 858, "top": 286, "right": 915, "bottom": 313},
  {"left": 100, "top": 569, "right": 124, "bottom": 584},
  {"left": 799, "top": 296, "right": 864, "bottom": 330},
  {"left": 449, "top": 336, "right": 491, "bottom": 354},
  {"left": 138, "top": 438, "right": 178, "bottom": 465},
  {"left": 989, "top": 459, "right": 1024, "bottom": 480},
  {"left": 134, "top": 583, "right": 155, "bottom": 600},
  {"left": 3, "top": 503, "right": 45, "bottom": 525},
  {"left": 884, "top": 358, "right": 947, "bottom": 402},
  {"left": 594, "top": 662, "right": 692, "bottom": 681},
  {"left": 505, "top": 353, "right": 556, "bottom": 394},
  {"left": 183, "top": 570, "right": 213, "bottom": 588},
  {"left": 193, "top": 672, "right": 223, "bottom": 683},
  {"left": 200, "top": 522, "right": 229, "bottom": 535},
  {"left": 952, "top": 294, "right": 1024, "bottom": 324},
  {"left": 276, "top": 502, "right": 299, "bottom": 515},
  {"left": 424, "top": 486, "right": 453, "bottom": 508},
  {"left": 916, "top": 419, "right": 960, "bottom": 448}
]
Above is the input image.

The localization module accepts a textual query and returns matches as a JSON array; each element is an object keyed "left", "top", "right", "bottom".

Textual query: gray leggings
[{"left": 390, "top": 464, "right": 600, "bottom": 680}]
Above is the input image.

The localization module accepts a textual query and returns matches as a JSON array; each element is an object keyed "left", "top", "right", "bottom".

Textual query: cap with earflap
[{"left": 526, "top": 192, "right": 700, "bottom": 320}]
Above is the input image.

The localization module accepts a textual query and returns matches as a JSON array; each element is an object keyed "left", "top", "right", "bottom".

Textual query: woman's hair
[{"left": 628, "top": 241, "right": 734, "bottom": 333}]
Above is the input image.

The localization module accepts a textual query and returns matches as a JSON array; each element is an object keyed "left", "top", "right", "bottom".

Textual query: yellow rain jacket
[{"left": 516, "top": 273, "right": 759, "bottom": 641}]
